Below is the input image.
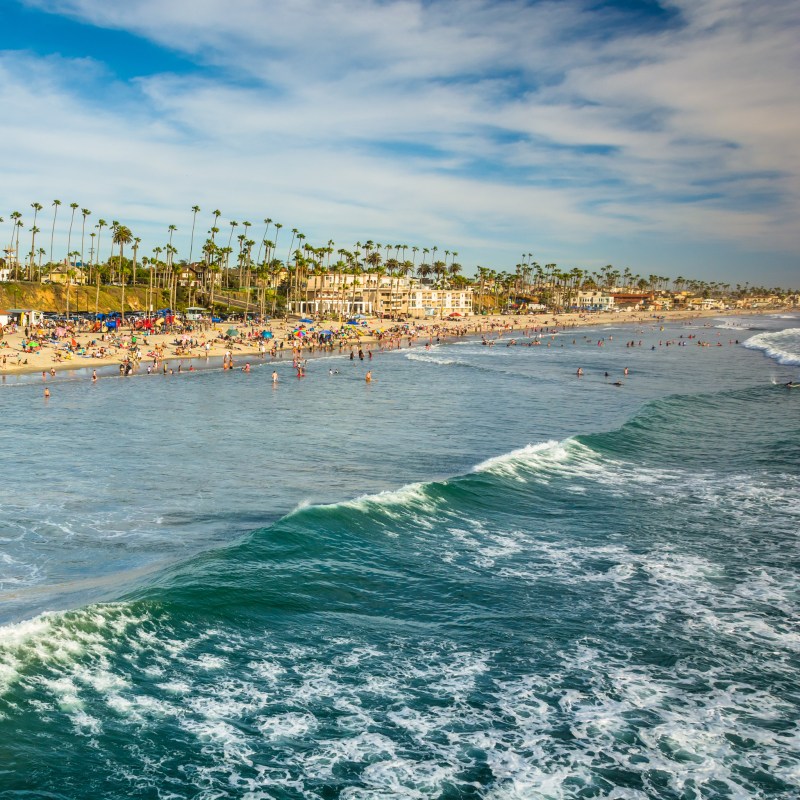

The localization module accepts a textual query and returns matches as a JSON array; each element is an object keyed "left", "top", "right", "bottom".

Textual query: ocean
[{"left": 1, "top": 314, "right": 799, "bottom": 799}]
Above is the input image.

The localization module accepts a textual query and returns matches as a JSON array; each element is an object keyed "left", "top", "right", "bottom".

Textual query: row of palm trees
[{"left": 3, "top": 203, "right": 796, "bottom": 315}]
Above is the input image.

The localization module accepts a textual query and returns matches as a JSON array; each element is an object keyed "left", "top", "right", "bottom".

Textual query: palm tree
[
  {"left": 96, "top": 219, "right": 107, "bottom": 272},
  {"left": 8, "top": 212, "right": 21, "bottom": 278},
  {"left": 14, "top": 219, "right": 23, "bottom": 278},
  {"left": 476, "top": 266, "right": 490, "bottom": 313},
  {"left": 49, "top": 199, "right": 61, "bottom": 265},
  {"left": 113, "top": 225, "right": 133, "bottom": 323},
  {"left": 107, "top": 221, "right": 120, "bottom": 269},
  {"left": 256, "top": 217, "right": 272, "bottom": 265},
  {"left": 189, "top": 205, "right": 201, "bottom": 263},
  {"left": 80, "top": 208, "right": 91, "bottom": 278},
  {"left": 29, "top": 202, "right": 43, "bottom": 280},
  {"left": 284, "top": 228, "right": 298, "bottom": 316},
  {"left": 131, "top": 237, "right": 141, "bottom": 287},
  {"left": 66, "top": 203, "right": 79, "bottom": 266},
  {"left": 167, "top": 224, "right": 177, "bottom": 255},
  {"left": 211, "top": 209, "right": 222, "bottom": 243}
]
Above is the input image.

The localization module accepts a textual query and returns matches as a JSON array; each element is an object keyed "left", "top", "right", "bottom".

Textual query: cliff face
[{"left": 0, "top": 283, "right": 168, "bottom": 313}]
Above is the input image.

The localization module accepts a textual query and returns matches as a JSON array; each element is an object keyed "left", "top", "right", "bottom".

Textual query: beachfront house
[
  {"left": 177, "top": 266, "right": 201, "bottom": 289},
  {"left": 574, "top": 290, "right": 615, "bottom": 311},
  {"left": 47, "top": 266, "right": 87, "bottom": 285},
  {"left": 610, "top": 291, "right": 654, "bottom": 310}
]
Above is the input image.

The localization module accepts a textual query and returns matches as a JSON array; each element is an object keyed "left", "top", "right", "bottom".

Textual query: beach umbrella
[
  {"left": 261, "top": 331, "right": 273, "bottom": 339},
  {"left": 321, "top": 330, "right": 333, "bottom": 335},
  {"left": 226, "top": 327, "right": 238, "bottom": 336},
  {"left": 300, "top": 317, "right": 314, "bottom": 323}
]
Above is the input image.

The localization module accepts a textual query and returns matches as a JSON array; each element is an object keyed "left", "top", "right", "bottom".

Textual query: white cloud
[{"left": 3, "top": 0, "right": 799, "bottom": 283}]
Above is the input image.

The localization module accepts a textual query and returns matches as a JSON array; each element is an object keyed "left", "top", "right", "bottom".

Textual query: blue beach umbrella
[
  {"left": 261, "top": 331, "right": 274, "bottom": 339},
  {"left": 300, "top": 317, "right": 314, "bottom": 323}
]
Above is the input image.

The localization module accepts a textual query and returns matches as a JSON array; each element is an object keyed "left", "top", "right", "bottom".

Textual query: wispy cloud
[{"left": 2, "top": 0, "right": 799, "bottom": 283}]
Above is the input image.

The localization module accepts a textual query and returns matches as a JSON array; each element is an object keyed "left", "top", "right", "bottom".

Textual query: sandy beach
[{"left": 0, "top": 307, "right": 766, "bottom": 378}]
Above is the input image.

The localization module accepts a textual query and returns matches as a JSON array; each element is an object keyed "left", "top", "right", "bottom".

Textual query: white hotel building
[{"left": 293, "top": 273, "right": 473, "bottom": 319}]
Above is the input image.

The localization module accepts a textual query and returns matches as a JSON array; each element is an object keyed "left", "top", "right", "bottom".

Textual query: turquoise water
[{"left": 1, "top": 315, "right": 799, "bottom": 798}]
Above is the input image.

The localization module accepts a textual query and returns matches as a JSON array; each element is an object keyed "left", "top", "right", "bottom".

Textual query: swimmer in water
[
  {"left": 365, "top": 370, "right": 372, "bottom": 383},
  {"left": 576, "top": 368, "right": 583, "bottom": 376},
  {"left": 272, "top": 370, "right": 278, "bottom": 383},
  {"left": 44, "top": 387, "right": 50, "bottom": 398},
  {"left": 92, "top": 370, "right": 97, "bottom": 382}
]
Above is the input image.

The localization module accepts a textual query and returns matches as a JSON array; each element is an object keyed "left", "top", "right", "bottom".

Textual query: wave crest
[
  {"left": 744, "top": 328, "right": 800, "bottom": 366},
  {"left": 473, "top": 439, "right": 605, "bottom": 481}
]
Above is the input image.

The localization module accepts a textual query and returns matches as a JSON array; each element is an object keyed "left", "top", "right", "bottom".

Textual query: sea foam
[{"left": 744, "top": 327, "right": 800, "bottom": 366}]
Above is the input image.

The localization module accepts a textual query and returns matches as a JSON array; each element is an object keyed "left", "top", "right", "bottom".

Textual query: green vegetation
[{"left": 2, "top": 203, "right": 798, "bottom": 316}]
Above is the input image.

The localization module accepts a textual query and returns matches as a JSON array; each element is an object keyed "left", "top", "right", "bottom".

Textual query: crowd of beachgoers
[{"left": 0, "top": 306, "right": 773, "bottom": 383}]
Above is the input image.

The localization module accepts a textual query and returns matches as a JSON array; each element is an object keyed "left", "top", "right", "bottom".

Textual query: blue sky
[{"left": 1, "top": 0, "right": 798, "bottom": 286}]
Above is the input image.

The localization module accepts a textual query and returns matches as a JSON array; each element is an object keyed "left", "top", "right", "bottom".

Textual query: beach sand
[{"left": 0, "top": 307, "right": 765, "bottom": 378}]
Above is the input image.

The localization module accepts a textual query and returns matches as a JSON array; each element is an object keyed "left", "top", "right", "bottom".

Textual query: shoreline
[{"left": 0, "top": 307, "right": 782, "bottom": 381}]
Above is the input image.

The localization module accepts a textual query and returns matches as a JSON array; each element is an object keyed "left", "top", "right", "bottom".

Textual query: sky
[{"left": 1, "top": 0, "right": 798, "bottom": 286}]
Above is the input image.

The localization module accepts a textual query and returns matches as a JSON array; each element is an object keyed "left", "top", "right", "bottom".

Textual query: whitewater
[{"left": 1, "top": 313, "right": 799, "bottom": 798}]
